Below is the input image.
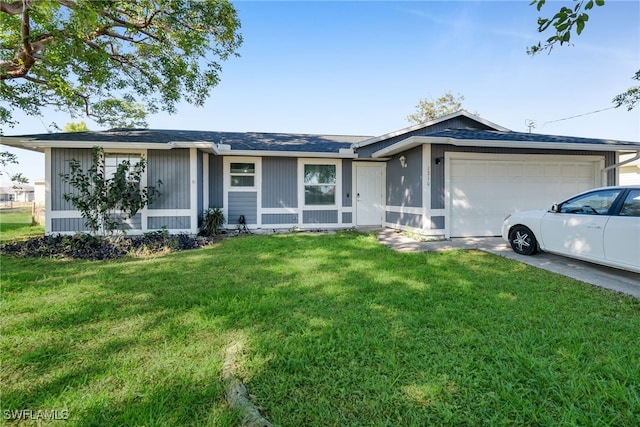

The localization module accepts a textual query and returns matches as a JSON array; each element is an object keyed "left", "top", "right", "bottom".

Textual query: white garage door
[{"left": 449, "top": 154, "right": 600, "bottom": 237}]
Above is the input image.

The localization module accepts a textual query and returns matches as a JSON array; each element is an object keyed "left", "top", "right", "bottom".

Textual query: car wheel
[{"left": 509, "top": 225, "right": 538, "bottom": 255}]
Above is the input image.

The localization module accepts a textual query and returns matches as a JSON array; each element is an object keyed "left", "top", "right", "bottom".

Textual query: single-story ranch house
[{"left": 3, "top": 111, "right": 639, "bottom": 237}]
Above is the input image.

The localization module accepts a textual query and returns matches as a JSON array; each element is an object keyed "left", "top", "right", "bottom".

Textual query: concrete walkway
[{"left": 376, "top": 228, "right": 640, "bottom": 299}]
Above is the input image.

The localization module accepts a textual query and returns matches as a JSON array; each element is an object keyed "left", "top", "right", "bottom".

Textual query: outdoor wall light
[
  {"left": 399, "top": 155, "right": 407, "bottom": 168},
  {"left": 435, "top": 157, "right": 444, "bottom": 165}
]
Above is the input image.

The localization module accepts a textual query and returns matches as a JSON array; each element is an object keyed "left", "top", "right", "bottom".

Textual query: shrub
[{"left": 199, "top": 207, "right": 225, "bottom": 236}]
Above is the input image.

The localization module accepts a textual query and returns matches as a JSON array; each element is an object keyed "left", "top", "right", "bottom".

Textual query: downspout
[{"left": 601, "top": 150, "right": 640, "bottom": 185}]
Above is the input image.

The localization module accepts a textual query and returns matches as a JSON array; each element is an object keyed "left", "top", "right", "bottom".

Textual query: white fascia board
[
  {"left": 0, "top": 139, "right": 174, "bottom": 152},
  {"left": 372, "top": 136, "right": 425, "bottom": 158},
  {"left": 352, "top": 110, "right": 510, "bottom": 149},
  {"left": 372, "top": 135, "right": 639, "bottom": 158},
  {"left": 445, "top": 137, "right": 640, "bottom": 152},
  {"left": 170, "top": 141, "right": 218, "bottom": 153},
  {"left": 218, "top": 149, "right": 357, "bottom": 158}
]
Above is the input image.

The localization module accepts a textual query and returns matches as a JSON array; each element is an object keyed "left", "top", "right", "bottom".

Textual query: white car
[{"left": 502, "top": 186, "right": 640, "bottom": 273}]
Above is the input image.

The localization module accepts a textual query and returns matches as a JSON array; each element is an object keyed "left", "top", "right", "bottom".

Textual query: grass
[
  {"left": 0, "top": 207, "right": 44, "bottom": 242},
  {"left": 1, "top": 221, "right": 639, "bottom": 426}
]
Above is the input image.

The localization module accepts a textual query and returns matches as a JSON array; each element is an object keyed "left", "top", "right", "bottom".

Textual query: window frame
[
  {"left": 103, "top": 152, "right": 143, "bottom": 181},
  {"left": 229, "top": 162, "right": 256, "bottom": 188},
  {"left": 224, "top": 156, "right": 261, "bottom": 192},
  {"left": 298, "top": 158, "right": 341, "bottom": 209}
]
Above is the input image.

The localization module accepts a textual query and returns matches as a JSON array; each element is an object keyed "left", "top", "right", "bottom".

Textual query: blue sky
[{"left": 2, "top": 0, "right": 639, "bottom": 182}]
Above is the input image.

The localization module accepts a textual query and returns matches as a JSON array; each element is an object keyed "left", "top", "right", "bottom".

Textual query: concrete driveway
[{"left": 376, "top": 229, "right": 640, "bottom": 299}]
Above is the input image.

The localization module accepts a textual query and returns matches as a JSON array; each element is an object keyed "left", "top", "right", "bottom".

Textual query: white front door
[{"left": 355, "top": 164, "right": 384, "bottom": 226}]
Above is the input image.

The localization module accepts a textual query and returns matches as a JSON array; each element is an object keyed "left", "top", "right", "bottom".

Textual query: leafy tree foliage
[
  {"left": 528, "top": 0, "right": 638, "bottom": 110},
  {"left": 60, "top": 147, "right": 161, "bottom": 235},
  {"left": 407, "top": 92, "right": 465, "bottom": 124},
  {"left": 64, "top": 121, "right": 89, "bottom": 133},
  {"left": 0, "top": 151, "right": 18, "bottom": 176},
  {"left": 527, "top": 0, "right": 605, "bottom": 55},
  {"left": 612, "top": 71, "right": 640, "bottom": 111},
  {"left": 0, "top": 0, "right": 242, "bottom": 127}
]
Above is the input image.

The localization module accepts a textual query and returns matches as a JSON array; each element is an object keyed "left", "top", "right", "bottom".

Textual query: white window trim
[
  {"left": 298, "top": 158, "right": 341, "bottom": 210},
  {"left": 223, "top": 156, "right": 262, "bottom": 228},
  {"left": 224, "top": 157, "right": 261, "bottom": 192}
]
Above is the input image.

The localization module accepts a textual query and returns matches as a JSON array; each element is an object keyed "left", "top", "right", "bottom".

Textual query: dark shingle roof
[
  {"left": 424, "top": 128, "right": 639, "bottom": 148},
  {"left": 14, "top": 129, "right": 372, "bottom": 153}
]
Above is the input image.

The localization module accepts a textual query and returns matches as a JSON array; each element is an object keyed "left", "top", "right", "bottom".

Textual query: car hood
[{"left": 507, "top": 209, "right": 548, "bottom": 220}]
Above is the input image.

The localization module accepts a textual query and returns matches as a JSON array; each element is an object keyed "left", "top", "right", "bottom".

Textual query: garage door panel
[{"left": 450, "top": 157, "right": 599, "bottom": 237}]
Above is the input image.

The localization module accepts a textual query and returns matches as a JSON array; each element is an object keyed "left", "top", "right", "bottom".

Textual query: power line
[{"left": 542, "top": 106, "right": 616, "bottom": 126}]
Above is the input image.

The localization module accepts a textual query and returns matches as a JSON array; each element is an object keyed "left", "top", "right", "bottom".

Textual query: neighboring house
[
  {"left": 2, "top": 111, "right": 638, "bottom": 237},
  {"left": 0, "top": 182, "right": 35, "bottom": 202},
  {"left": 619, "top": 153, "right": 640, "bottom": 185},
  {"left": 34, "top": 180, "right": 46, "bottom": 204}
]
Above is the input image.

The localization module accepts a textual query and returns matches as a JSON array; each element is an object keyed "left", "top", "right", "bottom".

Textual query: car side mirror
[{"left": 551, "top": 203, "right": 560, "bottom": 213}]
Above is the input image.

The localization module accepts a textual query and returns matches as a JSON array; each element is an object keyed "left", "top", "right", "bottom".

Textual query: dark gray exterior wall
[
  {"left": 430, "top": 145, "right": 615, "bottom": 209},
  {"left": 262, "top": 157, "right": 297, "bottom": 208},
  {"left": 51, "top": 218, "right": 90, "bottom": 233},
  {"left": 303, "top": 210, "right": 338, "bottom": 224},
  {"left": 51, "top": 148, "right": 93, "bottom": 211},
  {"left": 386, "top": 211, "right": 424, "bottom": 228},
  {"left": 148, "top": 216, "right": 191, "bottom": 230},
  {"left": 197, "top": 150, "right": 203, "bottom": 216},
  {"left": 262, "top": 213, "right": 298, "bottom": 224},
  {"left": 386, "top": 145, "right": 422, "bottom": 207},
  {"left": 342, "top": 159, "right": 352, "bottom": 207},
  {"left": 228, "top": 192, "right": 257, "bottom": 225},
  {"left": 209, "top": 154, "right": 223, "bottom": 208},
  {"left": 147, "top": 149, "right": 190, "bottom": 209}
]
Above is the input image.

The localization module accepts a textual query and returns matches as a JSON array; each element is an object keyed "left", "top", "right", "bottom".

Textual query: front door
[{"left": 355, "top": 164, "right": 384, "bottom": 226}]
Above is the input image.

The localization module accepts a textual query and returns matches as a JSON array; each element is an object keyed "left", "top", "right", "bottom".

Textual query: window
[
  {"left": 304, "top": 164, "right": 336, "bottom": 205},
  {"left": 619, "top": 190, "right": 640, "bottom": 217},
  {"left": 104, "top": 153, "right": 141, "bottom": 180},
  {"left": 230, "top": 162, "right": 255, "bottom": 187},
  {"left": 559, "top": 189, "right": 622, "bottom": 215}
]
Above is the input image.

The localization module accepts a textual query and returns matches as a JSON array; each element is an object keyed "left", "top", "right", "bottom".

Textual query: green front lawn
[
  {"left": 1, "top": 228, "right": 639, "bottom": 425},
  {"left": 0, "top": 207, "right": 44, "bottom": 242}
]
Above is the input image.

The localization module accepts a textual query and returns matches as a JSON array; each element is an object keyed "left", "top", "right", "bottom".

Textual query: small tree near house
[{"left": 60, "top": 147, "right": 161, "bottom": 235}]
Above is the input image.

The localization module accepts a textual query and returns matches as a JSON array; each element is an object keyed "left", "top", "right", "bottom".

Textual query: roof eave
[
  {"left": 371, "top": 136, "right": 640, "bottom": 158},
  {"left": 353, "top": 110, "right": 510, "bottom": 150},
  {"left": 215, "top": 148, "right": 357, "bottom": 158}
]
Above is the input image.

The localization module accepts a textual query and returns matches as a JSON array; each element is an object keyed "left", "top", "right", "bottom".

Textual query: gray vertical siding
[
  {"left": 342, "top": 159, "right": 352, "bottom": 207},
  {"left": 147, "top": 149, "right": 190, "bottom": 209},
  {"left": 430, "top": 216, "right": 445, "bottom": 230},
  {"left": 197, "top": 150, "right": 203, "bottom": 215},
  {"left": 431, "top": 145, "right": 447, "bottom": 210},
  {"left": 209, "top": 155, "right": 223, "bottom": 208},
  {"left": 385, "top": 211, "right": 424, "bottom": 228},
  {"left": 262, "top": 157, "right": 297, "bottom": 208},
  {"left": 303, "top": 210, "right": 338, "bottom": 224},
  {"left": 342, "top": 212, "right": 352, "bottom": 224},
  {"left": 51, "top": 148, "right": 93, "bottom": 211},
  {"left": 386, "top": 146, "right": 422, "bottom": 207},
  {"left": 51, "top": 218, "right": 90, "bottom": 232},
  {"left": 228, "top": 192, "right": 257, "bottom": 224},
  {"left": 262, "top": 213, "right": 298, "bottom": 224},
  {"left": 148, "top": 216, "right": 191, "bottom": 229},
  {"left": 113, "top": 213, "right": 142, "bottom": 230}
]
